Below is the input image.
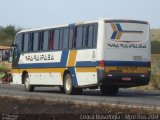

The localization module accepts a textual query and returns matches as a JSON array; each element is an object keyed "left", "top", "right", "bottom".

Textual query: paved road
[{"left": 0, "top": 84, "right": 160, "bottom": 109}]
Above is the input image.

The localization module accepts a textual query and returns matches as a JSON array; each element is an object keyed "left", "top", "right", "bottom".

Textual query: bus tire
[
  {"left": 100, "top": 85, "right": 119, "bottom": 96},
  {"left": 24, "top": 73, "right": 34, "bottom": 92},
  {"left": 64, "top": 73, "right": 82, "bottom": 95}
]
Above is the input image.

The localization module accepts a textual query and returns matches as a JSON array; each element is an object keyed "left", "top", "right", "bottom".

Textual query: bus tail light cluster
[{"left": 99, "top": 60, "right": 105, "bottom": 67}]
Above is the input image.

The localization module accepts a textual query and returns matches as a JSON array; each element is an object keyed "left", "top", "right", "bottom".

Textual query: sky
[{"left": 0, "top": 0, "right": 160, "bottom": 29}]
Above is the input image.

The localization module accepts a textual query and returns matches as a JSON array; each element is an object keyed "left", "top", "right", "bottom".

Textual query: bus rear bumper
[{"left": 97, "top": 69, "right": 150, "bottom": 87}]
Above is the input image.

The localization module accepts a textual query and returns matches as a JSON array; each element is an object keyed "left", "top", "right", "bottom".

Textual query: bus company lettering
[
  {"left": 107, "top": 43, "right": 146, "bottom": 48},
  {"left": 25, "top": 54, "right": 54, "bottom": 62}
]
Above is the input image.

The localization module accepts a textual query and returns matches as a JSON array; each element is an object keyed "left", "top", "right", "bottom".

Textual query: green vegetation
[
  {"left": 0, "top": 25, "right": 22, "bottom": 46},
  {"left": 150, "top": 54, "right": 160, "bottom": 89},
  {"left": 151, "top": 41, "right": 160, "bottom": 54},
  {"left": 151, "top": 29, "right": 160, "bottom": 42},
  {"left": 0, "top": 65, "right": 11, "bottom": 80},
  {"left": 0, "top": 72, "right": 5, "bottom": 78},
  {"left": 150, "top": 29, "right": 160, "bottom": 54},
  {"left": 0, "top": 65, "right": 11, "bottom": 72}
]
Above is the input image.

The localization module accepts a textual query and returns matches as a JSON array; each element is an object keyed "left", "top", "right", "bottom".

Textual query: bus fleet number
[{"left": 133, "top": 56, "right": 143, "bottom": 61}]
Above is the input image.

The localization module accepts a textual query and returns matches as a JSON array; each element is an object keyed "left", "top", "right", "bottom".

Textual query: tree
[{"left": 0, "top": 25, "right": 22, "bottom": 46}]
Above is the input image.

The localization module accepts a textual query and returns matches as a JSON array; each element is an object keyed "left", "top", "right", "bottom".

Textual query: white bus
[{"left": 11, "top": 19, "right": 151, "bottom": 95}]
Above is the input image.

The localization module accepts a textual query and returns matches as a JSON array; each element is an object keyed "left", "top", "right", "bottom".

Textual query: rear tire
[
  {"left": 24, "top": 73, "right": 34, "bottom": 92},
  {"left": 64, "top": 73, "right": 82, "bottom": 95},
  {"left": 100, "top": 85, "right": 119, "bottom": 96}
]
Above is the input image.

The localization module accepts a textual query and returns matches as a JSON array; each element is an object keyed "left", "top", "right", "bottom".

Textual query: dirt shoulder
[{"left": 0, "top": 96, "right": 160, "bottom": 120}]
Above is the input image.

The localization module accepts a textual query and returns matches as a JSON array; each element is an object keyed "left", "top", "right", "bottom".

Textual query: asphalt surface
[{"left": 0, "top": 84, "right": 160, "bottom": 109}]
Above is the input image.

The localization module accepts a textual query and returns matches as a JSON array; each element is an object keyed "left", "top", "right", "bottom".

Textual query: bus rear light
[
  {"left": 108, "top": 74, "right": 112, "bottom": 77},
  {"left": 99, "top": 60, "right": 105, "bottom": 67},
  {"left": 141, "top": 75, "right": 145, "bottom": 77}
]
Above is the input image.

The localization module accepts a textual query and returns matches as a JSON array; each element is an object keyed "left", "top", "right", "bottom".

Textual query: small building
[{"left": 0, "top": 46, "right": 10, "bottom": 61}]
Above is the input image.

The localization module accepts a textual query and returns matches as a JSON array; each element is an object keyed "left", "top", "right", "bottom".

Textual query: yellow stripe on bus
[
  {"left": 76, "top": 67, "right": 96, "bottom": 72},
  {"left": 12, "top": 68, "right": 66, "bottom": 79},
  {"left": 105, "top": 66, "right": 149, "bottom": 74},
  {"left": 116, "top": 32, "right": 122, "bottom": 40},
  {"left": 12, "top": 67, "right": 97, "bottom": 73},
  {"left": 12, "top": 68, "right": 66, "bottom": 73},
  {"left": 67, "top": 50, "right": 77, "bottom": 67},
  {"left": 111, "top": 23, "right": 118, "bottom": 31}
]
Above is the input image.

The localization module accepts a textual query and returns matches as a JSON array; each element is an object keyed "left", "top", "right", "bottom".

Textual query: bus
[{"left": 10, "top": 19, "right": 151, "bottom": 95}]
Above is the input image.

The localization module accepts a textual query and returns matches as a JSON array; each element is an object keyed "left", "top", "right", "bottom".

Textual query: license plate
[{"left": 122, "top": 77, "right": 131, "bottom": 81}]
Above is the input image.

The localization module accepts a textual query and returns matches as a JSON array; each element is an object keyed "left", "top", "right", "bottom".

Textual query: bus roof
[
  {"left": 17, "top": 19, "right": 99, "bottom": 34},
  {"left": 17, "top": 18, "right": 148, "bottom": 35}
]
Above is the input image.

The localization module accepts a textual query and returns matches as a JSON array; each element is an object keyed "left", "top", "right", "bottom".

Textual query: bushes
[
  {"left": 151, "top": 41, "right": 160, "bottom": 54},
  {"left": 150, "top": 54, "right": 160, "bottom": 89},
  {"left": 0, "top": 25, "right": 22, "bottom": 46},
  {"left": 0, "top": 65, "right": 11, "bottom": 72}
]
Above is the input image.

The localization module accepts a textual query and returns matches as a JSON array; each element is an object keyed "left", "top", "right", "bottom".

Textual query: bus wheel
[
  {"left": 100, "top": 85, "right": 119, "bottom": 96},
  {"left": 24, "top": 74, "right": 34, "bottom": 92},
  {"left": 64, "top": 73, "right": 82, "bottom": 95}
]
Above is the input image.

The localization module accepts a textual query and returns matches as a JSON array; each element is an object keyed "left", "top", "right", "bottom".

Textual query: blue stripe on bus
[
  {"left": 76, "top": 61, "right": 99, "bottom": 67},
  {"left": 116, "top": 24, "right": 122, "bottom": 31},
  {"left": 105, "top": 61, "right": 150, "bottom": 67},
  {"left": 17, "top": 60, "right": 150, "bottom": 69},
  {"left": 111, "top": 32, "right": 118, "bottom": 39},
  {"left": 68, "top": 67, "right": 78, "bottom": 87},
  {"left": 60, "top": 50, "right": 69, "bottom": 66}
]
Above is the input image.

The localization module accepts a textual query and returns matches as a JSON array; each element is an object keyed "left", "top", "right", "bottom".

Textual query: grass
[
  {"left": 150, "top": 54, "right": 160, "bottom": 89},
  {"left": 0, "top": 65, "right": 11, "bottom": 72},
  {"left": 151, "top": 29, "right": 160, "bottom": 42},
  {"left": 0, "top": 72, "right": 5, "bottom": 78}
]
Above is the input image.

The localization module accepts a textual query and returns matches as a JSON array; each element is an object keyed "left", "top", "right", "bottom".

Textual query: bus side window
[
  {"left": 33, "top": 32, "right": 39, "bottom": 52},
  {"left": 63, "top": 28, "right": 69, "bottom": 49},
  {"left": 93, "top": 24, "right": 98, "bottom": 47},
  {"left": 15, "top": 33, "right": 23, "bottom": 52},
  {"left": 39, "top": 31, "right": 44, "bottom": 51},
  {"left": 87, "top": 25, "right": 94, "bottom": 48},
  {"left": 59, "top": 29, "right": 63, "bottom": 49},
  {"left": 75, "top": 26, "right": 83, "bottom": 49},
  {"left": 86, "top": 24, "right": 98, "bottom": 48},
  {"left": 21, "top": 34, "right": 24, "bottom": 52},
  {"left": 83, "top": 26, "right": 88, "bottom": 48},
  {"left": 69, "top": 28, "right": 74, "bottom": 49},
  {"left": 54, "top": 29, "right": 60, "bottom": 50},
  {"left": 43, "top": 30, "right": 49, "bottom": 51},
  {"left": 23, "top": 33, "right": 29, "bottom": 52},
  {"left": 28, "top": 33, "right": 34, "bottom": 52},
  {"left": 49, "top": 30, "right": 54, "bottom": 50}
]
